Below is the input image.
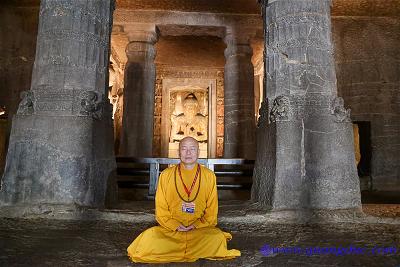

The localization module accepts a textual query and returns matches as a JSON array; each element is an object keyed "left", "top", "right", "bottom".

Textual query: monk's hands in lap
[{"left": 176, "top": 224, "right": 195, "bottom": 232}]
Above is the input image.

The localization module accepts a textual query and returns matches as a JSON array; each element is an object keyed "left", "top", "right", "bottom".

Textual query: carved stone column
[
  {"left": 0, "top": 0, "right": 116, "bottom": 207},
  {"left": 119, "top": 25, "right": 158, "bottom": 157},
  {"left": 252, "top": 0, "right": 361, "bottom": 210},
  {"left": 223, "top": 30, "right": 256, "bottom": 159}
]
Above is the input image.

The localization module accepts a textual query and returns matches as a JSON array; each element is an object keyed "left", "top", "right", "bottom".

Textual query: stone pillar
[
  {"left": 119, "top": 25, "right": 158, "bottom": 157},
  {"left": 0, "top": 0, "right": 116, "bottom": 207},
  {"left": 223, "top": 30, "right": 256, "bottom": 159},
  {"left": 252, "top": 0, "right": 361, "bottom": 210}
]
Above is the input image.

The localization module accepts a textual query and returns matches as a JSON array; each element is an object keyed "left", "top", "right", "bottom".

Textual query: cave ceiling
[
  {"left": 115, "top": 0, "right": 400, "bottom": 17},
  {"left": 7, "top": 0, "right": 399, "bottom": 69},
  {"left": 7, "top": 0, "right": 400, "bottom": 17}
]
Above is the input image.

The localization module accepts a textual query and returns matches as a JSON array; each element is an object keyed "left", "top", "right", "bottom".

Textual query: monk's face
[{"left": 179, "top": 137, "right": 199, "bottom": 166}]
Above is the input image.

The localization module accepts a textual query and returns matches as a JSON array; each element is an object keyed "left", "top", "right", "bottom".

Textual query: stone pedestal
[
  {"left": 252, "top": 0, "right": 361, "bottom": 210},
  {"left": 119, "top": 25, "right": 158, "bottom": 157},
  {"left": 0, "top": 0, "right": 116, "bottom": 208},
  {"left": 223, "top": 32, "right": 256, "bottom": 159}
]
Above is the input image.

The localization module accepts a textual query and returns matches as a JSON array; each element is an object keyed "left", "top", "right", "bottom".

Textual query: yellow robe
[{"left": 127, "top": 163, "right": 241, "bottom": 263}]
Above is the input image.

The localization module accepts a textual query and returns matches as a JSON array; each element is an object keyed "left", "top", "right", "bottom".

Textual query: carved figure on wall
[
  {"left": 170, "top": 93, "right": 208, "bottom": 142},
  {"left": 17, "top": 91, "right": 35, "bottom": 115},
  {"left": 269, "top": 95, "right": 291, "bottom": 123},
  {"left": 80, "top": 91, "right": 103, "bottom": 119},
  {"left": 331, "top": 97, "right": 351, "bottom": 123}
]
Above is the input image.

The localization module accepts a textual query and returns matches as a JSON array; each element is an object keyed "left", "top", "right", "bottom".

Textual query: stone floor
[
  {"left": 0, "top": 201, "right": 400, "bottom": 267},
  {"left": 0, "top": 217, "right": 400, "bottom": 267}
]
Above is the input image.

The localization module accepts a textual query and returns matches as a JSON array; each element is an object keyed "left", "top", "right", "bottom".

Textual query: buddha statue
[{"left": 170, "top": 93, "right": 208, "bottom": 143}]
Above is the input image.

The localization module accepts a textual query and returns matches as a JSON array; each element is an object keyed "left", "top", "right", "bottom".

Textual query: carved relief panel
[
  {"left": 161, "top": 77, "right": 217, "bottom": 158},
  {"left": 170, "top": 91, "right": 208, "bottom": 142}
]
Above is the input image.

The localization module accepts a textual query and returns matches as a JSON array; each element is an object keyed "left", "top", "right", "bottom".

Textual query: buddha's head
[{"left": 183, "top": 94, "right": 199, "bottom": 118}]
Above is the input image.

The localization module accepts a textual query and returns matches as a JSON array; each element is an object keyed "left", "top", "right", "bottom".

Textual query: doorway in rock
[
  {"left": 354, "top": 121, "right": 372, "bottom": 190},
  {"left": 110, "top": 31, "right": 259, "bottom": 206}
]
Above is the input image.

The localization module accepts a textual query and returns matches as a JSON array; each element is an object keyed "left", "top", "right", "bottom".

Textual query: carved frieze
[
  {"left": 36, "top": 101, "right": 72, "bottom": 113},
  {"left": 217, "top": 137, "right": 224, "bottom": 158},
  {"left": 38, "top": 30, "right": 108, "bottom": 49},
  {"left": 217, "top": 116, "right": 224, "bottom": 136},
  {"left": 34, "top": 90, "right": 75, "bottom": 101},
  {"left": 40, "top": 1, "right": 108, "bottom": 25},
  {"left": 271, "top": 14, "right": 329, "bottom": 31},
  {"left": 114, "top": 10, "right": 263, "bottom": 31},
  {"left": 263, "top": 94, "right": 344, "bottom": 122},
  {"left": 274, "top": 94, "right": 351, "bottom": 121},
  {"left": 275, "top": 37, "right": 331, "bottom": 51},
  {"left": 216, "top": 98, "right": 224, "bottom": 115},
  {"left": 157, "top": 68, "right": 221, "bottom": 79},
  {"left": 33, "top": 89, "right": 75, "bottom": 114},
  {"left": 154, "top": 96, "right": 162, "bottom": 115},
  {"left": 155, "top": 79, "right": 162, "bottom": 96}
]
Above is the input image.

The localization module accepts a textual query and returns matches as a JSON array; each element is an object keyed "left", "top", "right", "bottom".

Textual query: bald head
[
  {"left": 179, "top": 136, "right": 199, "bottom": 149},
  {"left": 179, "top": 137, "right": 200, "bottom": 168}
]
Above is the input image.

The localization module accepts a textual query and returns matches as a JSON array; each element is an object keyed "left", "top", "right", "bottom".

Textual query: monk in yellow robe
[{"left": 127, "top": 137, "right": 241, "bottom": 263}]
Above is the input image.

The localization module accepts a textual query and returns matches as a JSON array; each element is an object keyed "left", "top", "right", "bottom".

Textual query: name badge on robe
[{"left": 181, "top": 202, "right": 195, "bottom": 214}]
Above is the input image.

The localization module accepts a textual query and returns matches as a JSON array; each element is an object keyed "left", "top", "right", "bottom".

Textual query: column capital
[
  {"left": 124, "top": 24, "right": 159, "bottom": 44},
  {"left": 224, "top": 27, "right": 254, "bottom": 46},
  {"left": 124, "top": 24, "right": 158, "bottom": 61},
  {"left": 224, "top": 29, "right": 253, "bottom": 58}
]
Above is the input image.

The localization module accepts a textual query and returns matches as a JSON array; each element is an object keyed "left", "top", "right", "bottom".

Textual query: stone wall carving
[
  {"left": 330, "top": 97, "right": 351, "bottom": 123},
  {"left": 33, "top": 89, "right": 73, "bottom": 114},
  {"left": 153, "top": 77, "right": 163, "bottom": 156},
  {"left": 17, "top": 91, "right": 35, "bottom": 115},
  {"left": 153, "top": 67, "right": 224, "bottom": 157},
  {"left": 269, "top": 95, "right": 291, "bottom": 123},
  {"left": 216, "top": 71, "right": 224, "bottom": 157},
  {"left": 80, "top": 91, "right": 103, "bottom": 119},
  {"left": 170, "top": 92, "right": 208, "bottom": 142},
  {"left": 114, "top": 10, "right": 263, "bottom": 32}
]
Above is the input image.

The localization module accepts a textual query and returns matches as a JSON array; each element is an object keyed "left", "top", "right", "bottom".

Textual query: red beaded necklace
[{"left": 174, "top": 164, "right": 201, "bottom": 202}]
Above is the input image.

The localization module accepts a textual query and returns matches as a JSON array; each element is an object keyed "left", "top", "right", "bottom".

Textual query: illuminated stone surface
[
  {"left": 223, "top": 32, "right": 256, "bottom": 159},
  {"left": 119, "top": 25, "right": 158, "bottom": 157}
]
